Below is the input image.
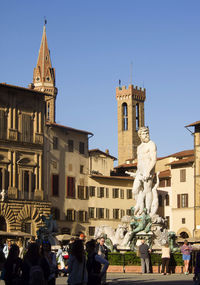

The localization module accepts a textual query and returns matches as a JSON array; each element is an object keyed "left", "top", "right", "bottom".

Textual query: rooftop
[{"left": 46, "top": 122, "right": 93, "bottom": 136}]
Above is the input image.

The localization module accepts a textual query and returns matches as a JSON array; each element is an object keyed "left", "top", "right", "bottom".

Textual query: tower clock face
[
  {"left": 46, "top": 76, "right": 50, "bottom": 82},
  {"left": 36, "top": 77, "right": 40, "bottom": 81}
]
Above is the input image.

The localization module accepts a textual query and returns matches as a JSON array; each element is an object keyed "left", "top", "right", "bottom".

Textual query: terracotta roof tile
[
  {"left": 46, "top": 122, "right": 93, "bottom": 136},
  {"left": 185, "top": 121, "right": 200, "bottom": 127},
  {"left": 89, "top": 149, "right": 117, "bottom": 160},
  {"left": 167, "top": 156, "right": 194, "bottom": 166}
]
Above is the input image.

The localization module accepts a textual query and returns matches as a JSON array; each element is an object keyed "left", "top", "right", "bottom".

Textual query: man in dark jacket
[
  {"left": 96, "top": 237, "right": 109, "bottom": 284},
  {"left": 139, "top": 239, "right": 151, "bottom": 273}
]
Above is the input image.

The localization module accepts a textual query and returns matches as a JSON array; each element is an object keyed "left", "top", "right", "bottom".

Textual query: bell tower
[
  {"left": 32, "top": 23, "right": 57, "bottom": 122},
  {"left": 116, "top": 84, "right": 146, "bottom": 165}
]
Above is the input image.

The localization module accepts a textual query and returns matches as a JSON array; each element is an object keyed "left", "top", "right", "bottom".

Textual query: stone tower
[
  {"left": 32, "top": 24, "right": 57, "bottom": 122},
  {"left": 116, "top": 84, "right": 146, "bottom": 165}
]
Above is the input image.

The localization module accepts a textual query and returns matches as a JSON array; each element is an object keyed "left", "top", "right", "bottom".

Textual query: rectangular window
[
  {"left": 97, "top": 187, "right": 104, "bottom": 198},
  {"left": 166, "top": 178, "right": 171, "bottom": 187},
  {"left": 78, "top": 186, "right": 84, "bottom": 199},
  {"left": 166, "top": 216, "right": 170, "bottom": 229},
  {"left": 78, "top": 211, "right": 84, "bottom": 222},
  {"left": 52, "top": 174, "right": 59, "bottom": 196},
  {"left": 113, "top": 209, "right": 120, "bottom": 219},
  {"left": 106, "top": 209, "right": 109, "bottom": 219},
  {"left": 88, "top": 207, "right": 95, "bottom": 218},
  {"left": 53, "top": 136, "right": 58, "bottom": 149},
  {"left": 89, "top": 186, "right": 95, "bottom": 197},
  {"left": 180, "top": 169, "right": 186, "bottom": 182},
  {"left": 85, "top": 186, "right": 89, "bottom": 199},
  {"left": 112, "top": 188, "right": 119, "bottom": 198},
  {"left": 79, "top": 142, "right": 85, "bottom": 154},
  {"left": 126, "top": 209, "right": 131, "bottom": 216},
  {"left": 177, "top": 193, "right": 188, "bottom": 208},
  {"left": 96, "top": 208, "right": 104, "bottom": 219},
  {"left": 66, "top": 209, "right": 74, "bottom": 221},
  {"left": 166, "top": 194, "right": 170, "bottom": 206},
  {"left": 80, "top": 165, "right": 84, "bottom": 174},
  {"left": 89, "top": 226, "right": 95, "bottom": 236},
  {"left": 120, "top": 209, "right": 125, "bottom": 218},
  {"left": 0, "top": 110, "right": 7, "bottom": 139},
  {"left": 182, "top": 218, "right": 186, "bottom": 224},
  {"left": 21, "top": 114, "right": 33, "bottom": 143},
  {"left": 181, "top": 194, "right": 188, "bottom": 208},
  {"left": 106, "top": 188, "right": 109, "bottom": 198},
  {"left": 120, "top": 189, "right": 124, "bottom": 199},
  {"left": 127, "top": 189, "right": 132, "bottom": 199},
  {"left": 66, "top": 177, "right": 75, "bottom": 198},
  {"left": 68, "top": 140, "right": 74, "bottom": 152},
  {"left": 159, "top": 180, "right": 165, "bottom": 187}
]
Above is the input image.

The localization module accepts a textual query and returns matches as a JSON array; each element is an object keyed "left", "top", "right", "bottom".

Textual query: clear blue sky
[{"left": 1, "top": 0, "right": 200, "bottom": 160}]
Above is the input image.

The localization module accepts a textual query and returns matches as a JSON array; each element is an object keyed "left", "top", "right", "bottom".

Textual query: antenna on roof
[{"left": 130, "top": 61, "right": 133, "bottom": 84}]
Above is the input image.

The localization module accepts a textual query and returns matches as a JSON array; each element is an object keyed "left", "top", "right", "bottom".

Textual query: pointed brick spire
[{"left": 32, "top": 24, "right": 57, "bottom": 122}]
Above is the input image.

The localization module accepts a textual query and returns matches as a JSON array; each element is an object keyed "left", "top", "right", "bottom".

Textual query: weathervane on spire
[{"left": 44, "top": 17, "right": 47, "bottom": 26}]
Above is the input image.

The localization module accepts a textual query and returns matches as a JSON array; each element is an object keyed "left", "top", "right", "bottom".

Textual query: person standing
[
  {"left": 139, "top": 239, "right": 151, "bottom": 274},
  {"left": 161, "top": 243, "right": 170, "bottom": 275},
  {"left": 96, "top": 237, "right": 109, "bottom": 285},
  {"left": 86, "top": 239, "right": 109, "bottom": 285},
  {"left": 64, "top": 239, "right": 87, "bottom": 285},
  {"left": 3, "top": 240, "right": 11, "bottom": 259},
  {"left": 181, "top": 240, "right": 193, "bottom": 275}
]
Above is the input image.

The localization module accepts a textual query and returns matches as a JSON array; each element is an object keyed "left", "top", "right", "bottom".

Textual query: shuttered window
[
  {"left": 180, "top": 169, "right": 186, "bottom": 182},
  {"left": 0, "top": 110, "right": 7, "bottom": 139},
  {"left": 66, "top": 177, "right": 75, "bottom": 198},
  {"left": 21, "top": 114, "right": 33, "bottom": 142},
  {"left": 177, "top": 193, "right": 188, "bottom": 208},
  {"left": 52, "top": 174, "right": 59, "bottom": 196}
]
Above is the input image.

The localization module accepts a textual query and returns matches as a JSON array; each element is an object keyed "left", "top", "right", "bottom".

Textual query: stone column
[
  {"left": 2, "top": 168, "right": 5, "bottom": 190},
  {"left": 38, "top": 112, "right": 42, "bottom": 133},
  {"left": 8, "top": 107, "right": 12, "bottom": 130}
]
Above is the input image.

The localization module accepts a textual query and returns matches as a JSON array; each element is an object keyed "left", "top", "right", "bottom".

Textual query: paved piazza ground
[{"left": 55, "top": 273, "right": 194, "bottom": 284}]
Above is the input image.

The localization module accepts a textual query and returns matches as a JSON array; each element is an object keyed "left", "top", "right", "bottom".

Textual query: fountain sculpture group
[{"left": 94, "top": 127, "right": 178, "bottom": 252}]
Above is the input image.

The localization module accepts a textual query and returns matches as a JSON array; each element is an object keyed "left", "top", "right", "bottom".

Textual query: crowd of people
[{"left": 0, "top": 235, "right": 110, "bottom": 285}]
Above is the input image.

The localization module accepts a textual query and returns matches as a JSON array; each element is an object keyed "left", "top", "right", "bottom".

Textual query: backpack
[{"left": 28, "top": 263, "right": 45, "bottom": 285}]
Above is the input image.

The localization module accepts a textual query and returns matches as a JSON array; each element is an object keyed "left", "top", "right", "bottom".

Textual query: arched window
[
  {"left": 158, "top": 195, "right": 163, "bottom": 207},
  {"left": 136, "top": 103, "right": 139, "bottom": 130},
  {"left": 180, "top": 231, "right": 189, "bottom": 239},
  {"left": 0, "top": 216, "right": 7, "bottom": 231},
  {"left": 122, "top": 103, "right": 128, "bottom": 131}
]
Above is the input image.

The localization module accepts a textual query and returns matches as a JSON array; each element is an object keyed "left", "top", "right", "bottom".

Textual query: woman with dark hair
[
  {"left": 3, "top": 244, "right": 22, "bottom": 285},
  {"left": 21, "top": 242, "right": 49, "bottom": 285},
  {"left": 65, "top": 239, "right": 87, "bottom": 285}
]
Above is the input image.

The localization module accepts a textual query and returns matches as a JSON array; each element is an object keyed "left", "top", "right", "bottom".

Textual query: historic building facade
[{"left": 0, "top": 83, "right": 51, "bottom": 235}]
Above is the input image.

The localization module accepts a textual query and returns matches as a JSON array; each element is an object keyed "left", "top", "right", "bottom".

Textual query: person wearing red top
[{"left": 180, "top": 240, "right": 193, "bottom": 275}]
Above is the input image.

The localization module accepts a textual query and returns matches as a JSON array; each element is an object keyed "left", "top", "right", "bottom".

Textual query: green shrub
[{"left": 108, "top": 252, "right": 184, "bottom": 266}]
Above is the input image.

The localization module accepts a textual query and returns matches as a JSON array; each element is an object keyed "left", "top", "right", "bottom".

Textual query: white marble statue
[
  {"left": 0, "top": 189, "right": 6, "bottom": 201},
  {"left": 94, "top": 224, "right": 127, "bottom": 246},
  {"left": 126, "top": 127, "right": 157, "bottom": 216}
]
